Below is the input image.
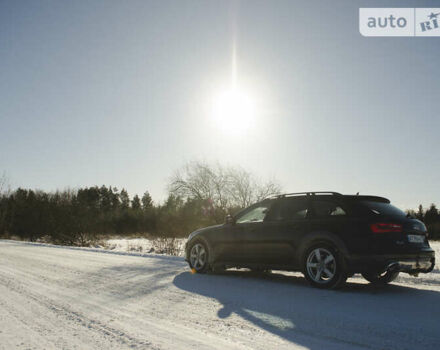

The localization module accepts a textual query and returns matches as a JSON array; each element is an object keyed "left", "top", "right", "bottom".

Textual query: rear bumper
[
  {"left": 347, "top": 250, "right": 435, "bottom": 274},
  {"left": 385, "top": 258, "right": 435, "bottom": 273}
]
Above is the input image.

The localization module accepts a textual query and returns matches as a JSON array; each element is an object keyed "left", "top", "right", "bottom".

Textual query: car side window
[
  {"left": 313, "top": 200, "right": 346, "bottom": 217},
  {"left": 236, "top": 205, "right": 269, "bottom": 224},
  {"left": 266, "top": 199, "right": 309, "bottom": 221}
]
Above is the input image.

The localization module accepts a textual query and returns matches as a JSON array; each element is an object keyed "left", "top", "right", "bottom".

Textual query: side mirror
[{"left": 225, "top": 214, "right": 235, "bottom": 225}]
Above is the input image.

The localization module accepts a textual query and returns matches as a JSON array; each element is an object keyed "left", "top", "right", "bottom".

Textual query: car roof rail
[{"left": 269, "top": 191, "right": 343, "bottom": 199}]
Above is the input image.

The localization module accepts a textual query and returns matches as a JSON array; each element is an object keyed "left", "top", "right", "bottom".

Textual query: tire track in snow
[{"left": 0, "top": 272, "right": 158, "bottom": 349}]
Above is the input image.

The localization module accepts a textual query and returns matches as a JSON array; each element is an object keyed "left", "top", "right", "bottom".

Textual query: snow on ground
[
  {"left": 104, "top": 237, "right": 185, "bottom": 256},
  {"left": 105, "top": 237, "right": 156, "bottom": 253},
  {"left": 0, "top": 239, "right": 439, "bottom": 350}
]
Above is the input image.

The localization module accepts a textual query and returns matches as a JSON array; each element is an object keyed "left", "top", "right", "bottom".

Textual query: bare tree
[{"left": 168, "top": 161, "right": 282, "bottom": 212}]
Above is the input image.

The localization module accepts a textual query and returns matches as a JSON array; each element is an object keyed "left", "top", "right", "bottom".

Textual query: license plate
[{"left": 407, "top": 234, "right": 425, "bottom": 243}]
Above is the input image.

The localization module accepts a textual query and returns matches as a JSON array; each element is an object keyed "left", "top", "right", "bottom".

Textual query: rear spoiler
[{"left": 344, "top": 195, "right": 390, "bottom": 203}]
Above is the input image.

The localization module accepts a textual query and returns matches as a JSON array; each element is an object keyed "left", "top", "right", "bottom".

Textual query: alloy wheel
[
  {"left": 306, "top": 248, "right": 337, "bottom": 284},
  {"left": 190, "top": 243, "right": 207, "bottom": 271}
]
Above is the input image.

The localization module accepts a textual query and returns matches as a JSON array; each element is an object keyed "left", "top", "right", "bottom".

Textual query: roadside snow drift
[{"left": 0, "top": 240, "right": 438, "bottom": 350}]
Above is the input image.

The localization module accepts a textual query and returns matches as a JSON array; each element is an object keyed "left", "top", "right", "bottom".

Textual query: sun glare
[{"left": 211, "top": 88, "right": 255, "bottom": 133}]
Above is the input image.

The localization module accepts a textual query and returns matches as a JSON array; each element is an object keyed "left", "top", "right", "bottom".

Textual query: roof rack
[{"left": 269, "top": 191, "right": 343, "bottom": 199}]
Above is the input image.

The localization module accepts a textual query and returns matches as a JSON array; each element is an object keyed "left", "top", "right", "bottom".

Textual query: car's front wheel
[
  {"left": 303, "top": 244, "right": 347, "bottom": 289},
  {"left": 362, "top": 270, "right": 399, "bottom": 285},
  {"left": 188, "top": 240, "right": 210, "bottom": 273}
]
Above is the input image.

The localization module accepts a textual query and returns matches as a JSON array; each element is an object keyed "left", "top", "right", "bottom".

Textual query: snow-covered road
[{"left": 0, "top": 240, "right": 439, "bottom": 350}]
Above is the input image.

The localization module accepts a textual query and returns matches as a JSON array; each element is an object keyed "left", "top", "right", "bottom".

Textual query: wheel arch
[{"left": 298, "top": 231, "right": 349, "bottom": 265}]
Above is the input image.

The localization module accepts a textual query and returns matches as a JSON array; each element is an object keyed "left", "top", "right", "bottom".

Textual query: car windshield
[{"left": 360, "top": 201, "right": 406, "bottom": 217}]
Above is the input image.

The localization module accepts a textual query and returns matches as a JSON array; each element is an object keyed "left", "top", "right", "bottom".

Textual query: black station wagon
[{"left": 185, "top": 192, "right": 435, "bottom": 288}]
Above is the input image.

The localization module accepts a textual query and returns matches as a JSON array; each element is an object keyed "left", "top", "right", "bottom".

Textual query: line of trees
[
  {"left": 1, "top": 164, "right": 439, "bottom": 245},
  {"left": 407, "top": 204, "right": 440, "bottom": 240},
  {"left": 0, "top": 162, "right": 281, "bottom": 245}
]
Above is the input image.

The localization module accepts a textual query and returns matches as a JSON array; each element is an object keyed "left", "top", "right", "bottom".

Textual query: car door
[
  {"left": 240, "top": 197, "right": 311, "bottom": 267},
  {"left": 216, "top": 201, "right": 272, "bottom": 263}
]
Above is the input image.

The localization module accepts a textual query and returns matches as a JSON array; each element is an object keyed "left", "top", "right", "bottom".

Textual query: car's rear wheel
[
  {"left": 188, "top": 241, "right": 210, "bottom": 273},
  {"left": 303, "top": 244, "right": 347, "bottom": 289},
  {"left": 362, "top": 270, "right": 399, "bottom": 285}
]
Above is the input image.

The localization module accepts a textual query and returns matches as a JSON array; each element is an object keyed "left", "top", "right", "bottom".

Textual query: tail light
[{"left": 370, "top": 223, "right": 403, "bottom": 233}]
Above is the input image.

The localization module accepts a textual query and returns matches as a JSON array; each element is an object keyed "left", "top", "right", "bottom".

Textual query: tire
[
  {"left": 302, "top": 244, "right": 347, "bottom": 289},
  {"left": 362, "top": 270, "right": 399, "bottom": 285},
  {"left": 188, "top": 240, "right": 210, "bottom": 273}
]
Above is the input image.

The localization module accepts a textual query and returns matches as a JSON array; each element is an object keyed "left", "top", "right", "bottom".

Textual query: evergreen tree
[
  {"left": 120, "top": 189, "right": 130, "bottom": 209},
  {"left": 416, "top": 204, "right": 424, "bottom": 221},
  {"left": 131, "top": 195, "right": 141, "bottom": 210},
  {"left": 142, "top": 191, "right": 153, "bottom": 210},
  {"left": 424, "top": 204, "right": 439, "bottom": 225}
]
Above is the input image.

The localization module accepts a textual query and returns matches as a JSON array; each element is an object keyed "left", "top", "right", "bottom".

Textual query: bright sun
[{"left": 212, "top": 87, "right": 255, "bottom": 133}]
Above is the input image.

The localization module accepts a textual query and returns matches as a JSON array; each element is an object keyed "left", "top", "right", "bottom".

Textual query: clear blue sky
[{"left": 0, "top": 0, "right": 438, "bottom": 209}]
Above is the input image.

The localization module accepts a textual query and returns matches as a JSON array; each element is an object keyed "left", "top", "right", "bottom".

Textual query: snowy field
[
  {"left": 103, "top": 237, "right": 186, "bottom": 256},
  {"left": 0, "top": 239, "right": 439, "bottom": 350}
]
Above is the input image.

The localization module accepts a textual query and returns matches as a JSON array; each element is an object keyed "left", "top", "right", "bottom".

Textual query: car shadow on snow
[{"left": 173, "top": 270, "right": 440, "bottom": 350}]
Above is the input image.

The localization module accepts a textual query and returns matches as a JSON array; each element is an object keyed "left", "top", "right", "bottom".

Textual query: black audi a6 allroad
[{"left": 185, "top": 192, "right": 435, "bottom": 289}]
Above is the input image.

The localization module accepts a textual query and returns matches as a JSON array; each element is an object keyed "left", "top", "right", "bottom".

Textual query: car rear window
[
  {"left": 313, "top": 200, "right": 346, "bottom": 217},
  {"left": 360, "top": 201, "right": 406, "bottom": 217}
]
